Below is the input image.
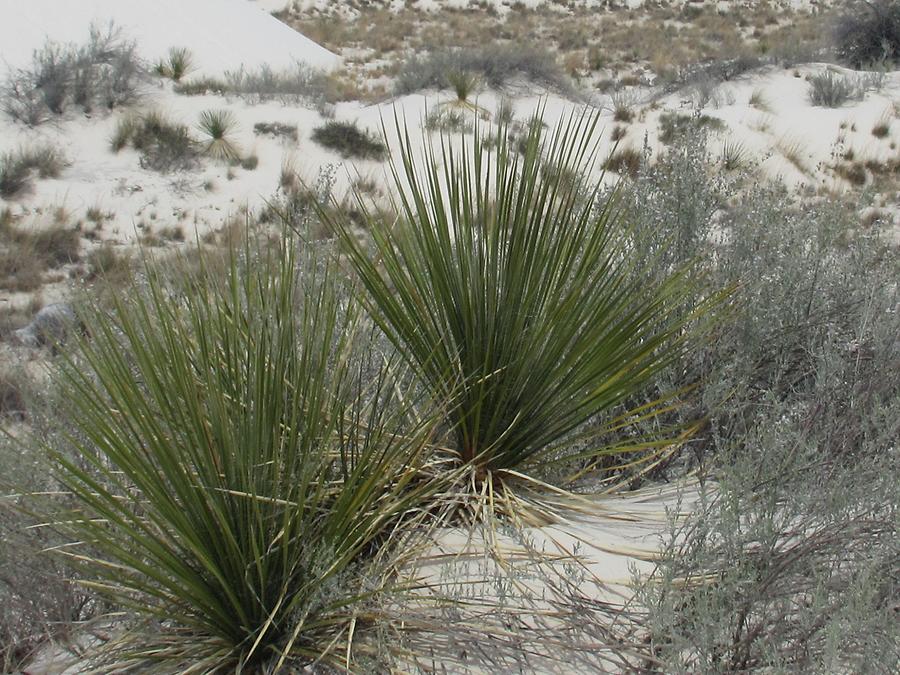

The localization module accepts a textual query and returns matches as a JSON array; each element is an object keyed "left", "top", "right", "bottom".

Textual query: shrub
[
  {"left": 85, "top": 243, "right": 131, "bottom": 282},
  {"left": 35, "top": 234, "right": 441, "bottom": 671},
  {"left": 253, "top": 121, "right": 298, "bottom": 141},
  {"left": 808, "top": 70, "right": 858, "bottom": 107},
  {"left": 658, "top": 111, "right": 724, "bottom": 145},
  {"left": 317, "top": 113, "right": 724, "bottom": 518},
  {"left": 197, "top": 109, "right": 241, "bottom": 162},
  {"left": 834, "top": 0, "right": 900, "bottom": 67},
  {"left": 111, "top": 110, "right": 197, "bottom": 171},
  {"left": 425, "top": 107, "right": 474, "bottom": 133},
  {"left": 603, "top": 146, "right": 642, "bottom": 177},
  {"left": 608, "top": 129, "right": 899, "bottom": 669},
  {"left": 175, "top": 64, "right": 328, "bottom": 108},
  {"left": 394, "top": 45, "right": 572, "bottom": 96},
  {"left": 311, "top": 120, "right": 386, "bottom": 160},
  {"left": 0, "top": 153, "right": 33, "bottom": 198},
  {"left": 3, "top": 25, "right": 143, "bottom": 124}
]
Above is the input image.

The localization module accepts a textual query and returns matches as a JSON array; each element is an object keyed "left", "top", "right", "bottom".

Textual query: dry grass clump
[
  {"left": 603, "top": 146, "right": 643, "bottom": 177},
  {"left": 0, "top": 216, "right": 80, "bottom": 292},
  {"left": 0, "top": 145, "right": 67, "bottom": 198}
]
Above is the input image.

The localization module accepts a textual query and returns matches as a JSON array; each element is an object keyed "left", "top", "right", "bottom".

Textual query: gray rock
[{"left": 12, "top": 303, "right": 79, "bottom": 349}]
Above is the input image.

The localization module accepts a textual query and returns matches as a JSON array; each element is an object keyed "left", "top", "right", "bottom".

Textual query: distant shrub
[
  {"left": 834, "top": 0, "right": 900, "bottom": 67},
  {"left": 3, "top": 24, "right": 143, "bottom": 125},
  {"left": 111, "top": 110, "right": 198, "bottom": 171},
  {"left": 658, "top": 111, "right": 724, "bottom": 144},
  {"left": 311, "top": 120, "right": 386, "bottom": 160},
  {"left": 253, "top": 121, "right": 298, "bottom": 141},
  {"left": 808, "top": 70, "right": 858, "bottom": 107},
  {"left": 603, "top": 146, "right": 642, "bottom": 177},
  {"left": 0, "top": 369, "right": 29, "bottom": 421},
  {"left": 394, "top": 45, "right": 572, "bottom": 96},
  {"left": 175, "top": 64, "right": 328, "bottom": 108}
]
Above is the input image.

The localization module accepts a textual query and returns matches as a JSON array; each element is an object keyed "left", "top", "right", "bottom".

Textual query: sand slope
[{"left": 0, "top": 0, "right": 339, "bottom": 76}]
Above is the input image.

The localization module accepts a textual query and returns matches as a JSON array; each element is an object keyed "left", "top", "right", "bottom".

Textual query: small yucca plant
[
  {"left": 39, "top": 233, "right": 440, "bottom": 671},
  {"left": 320, "top": 111, "right": 725, "bottom": 519},
  {"left": 197, "top": 109, "right": 241, "bottom": 162},
  {"left": 155, "top": 46, "right": 194, "bottom": 82},
  {"left": 442, "top": 70, "right": 488, "bottom": 117},
  {"left": 446, "top": 69, "right": 479, "bottom": 104}
]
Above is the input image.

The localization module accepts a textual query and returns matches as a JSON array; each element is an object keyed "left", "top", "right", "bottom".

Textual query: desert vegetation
[{"left": 2, "top": 1, "right": 900, "bottom": 673}]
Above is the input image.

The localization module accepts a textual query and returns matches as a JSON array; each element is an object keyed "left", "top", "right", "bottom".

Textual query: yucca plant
[
  {"left": 197, "top": 109, "right": 241, "bottom": 162},
  {"left": 320, "top": 111, "right": 724, "bottom": 519},
  {"left": 154, "top": 46, "right": 194, "bottom": 82},
  {"left": 37, "top": 233, "right": 441, "bottom": 671},
  {"left": 441, "top": 70, "right": 488, "bottom": 117}
]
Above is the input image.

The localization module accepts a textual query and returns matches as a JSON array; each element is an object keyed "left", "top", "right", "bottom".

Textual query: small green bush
[{"left": 311, "top": 120, "right": 386, "bottom": 160}]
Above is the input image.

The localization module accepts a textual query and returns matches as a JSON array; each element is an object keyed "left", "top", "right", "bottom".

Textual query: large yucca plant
[
  {"left": 321, "top": 111, "right": 724, "bottom": 516},
  {"left": 38, "top": 234, "right": 439, "bottom": 671}
]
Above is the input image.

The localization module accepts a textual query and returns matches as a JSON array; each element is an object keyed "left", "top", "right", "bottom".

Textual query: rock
[{"left": 12, "top": 303, "right": 79, "bottom": 349}]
